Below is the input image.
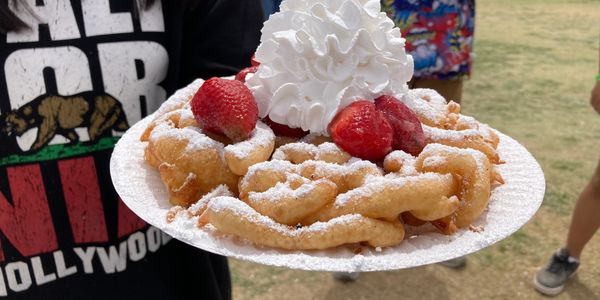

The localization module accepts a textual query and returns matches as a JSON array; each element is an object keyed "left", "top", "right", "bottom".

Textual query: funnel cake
[
  {"left": 141, "top": 76, "right": 503, "bottom": 250},
  {"left": 140, "top": 0, "right": 505, "bottom": 251}
]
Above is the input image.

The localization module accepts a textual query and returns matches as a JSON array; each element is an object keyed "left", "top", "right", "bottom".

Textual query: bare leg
[
  {"left": 409, "top": 78, "right": 464, "bottom": 104},
  {"left": 565, "top": 160, "right": 600, "bottom": 259}
]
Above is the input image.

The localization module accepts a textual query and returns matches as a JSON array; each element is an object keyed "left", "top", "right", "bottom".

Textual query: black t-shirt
[{"left": 0, "top": 1, "right": 263, "bottom": 299}]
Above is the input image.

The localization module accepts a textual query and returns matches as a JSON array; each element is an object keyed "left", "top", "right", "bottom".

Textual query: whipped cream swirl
[{"left": 246, "top": 0, "right": 414, "bottom": 136}]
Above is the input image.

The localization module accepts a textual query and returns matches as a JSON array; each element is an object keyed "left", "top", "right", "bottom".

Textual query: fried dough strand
[
  {"left": 416, "top": 143, "right": 492, "bottom": 228},
  {"left": 303, "top": 173, "right": 459, "bottom": 223},
  {"left": 199, "top": 197, "right": 406, "bottom": 250}
]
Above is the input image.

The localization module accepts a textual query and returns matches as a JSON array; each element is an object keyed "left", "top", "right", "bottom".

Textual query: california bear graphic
[{"left": 1, "top": 92, "right": 130, "bottom": 153}]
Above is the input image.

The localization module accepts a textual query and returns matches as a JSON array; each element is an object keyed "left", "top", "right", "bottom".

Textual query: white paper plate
[{"left": 110, "top": 112, "right": 545, "bottom": 272}]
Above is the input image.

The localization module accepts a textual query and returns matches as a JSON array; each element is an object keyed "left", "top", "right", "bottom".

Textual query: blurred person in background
[
  {"left": 382, "top": 0, "right": 475, "bottom": 105},
  {"left": 0, "top": 0, "right": 262, "bottom": 298},
  {"left": 533, "top": 47, "right": 600, "bottom": 296}
]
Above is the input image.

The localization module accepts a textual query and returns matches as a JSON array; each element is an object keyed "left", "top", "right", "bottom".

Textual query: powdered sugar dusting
[
  {"left": 150, "top": 122, "right": 224, "bottom": 155},
  {"left": 243, "top": 160, "right": 296, "bottom": 180},
  {"left": 188, "top": 185, "right": 233, "bottom": 213},
  {"left": 422, "top": 155, "right": 447, "bottom": 169},
  {"left": 152, "top": 79, "right": 203, "bottom": 118},
  {"left": 478, "top": 123, "right": 498, "bottom": 143},
  {"left": 209, "top": 196, "right": 294, "bottom": 234},
  {"left": 318, "top": 142, "right": 343, "bottom": 153},
  {"left": 458, "top": 115, "right": 479, "bottom": 128},
  {"left": 225, "top": 121, "right": 275, "bottom": 159},
  {"left": 178, "top": 104, "right": 196, "bottom": 123},
  {"left": 208, "top": 197, "right": 362, "bottom": 237},
  {"left": 304, "top": 159, "right": 382, "bottom": 179},
  {"left": 422, "top": 143, "right": 488, "bottom": 172},
  {"left": 272, "top": 142, "right": 318, "bottom": 160},
  {"left": 335, "top": 172, "right": 450, "bottom": 206},
  {"left": 301, "top": 214, "right": 363, "bottom": 233},
  {"left": 112, "top": 115, "right": 545, "bottom": 272},
  {"left": 272, "top": 141, "right": 350, "bottom": 163},
  {"left": 248, "top": 178, "right": 316, "bottom": 204},
  {"left": 423, "top": 125, "right": 481, "bottom": 142},
  {"left": 399, "top": 89, "right": 450, "bottom": 125},
  {"left": 384, "top": 150, "right": 418, "bottom": 176}
]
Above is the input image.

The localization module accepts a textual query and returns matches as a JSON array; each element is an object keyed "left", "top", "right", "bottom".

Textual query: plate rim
[{"left": 110, "top": 110, "right": 545, "bottom": 272}]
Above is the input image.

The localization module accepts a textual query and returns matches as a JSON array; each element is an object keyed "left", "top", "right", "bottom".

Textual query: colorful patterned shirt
[{"left": 382, "top": 0, "right": 475, "bottom": 80}]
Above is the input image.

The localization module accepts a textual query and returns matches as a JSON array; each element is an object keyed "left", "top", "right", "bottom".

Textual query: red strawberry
[
  {"left": 251, "top": 54, "right": 260, "bottom": 66},
  {"left": 235, "top": 65, "right": 259, "bottom": 82},
  {"left": 191, "top": 77, "right": 258, "bottom": 142},
  {"left": 262, "top": 116, "right": 308, "bottom": 138},
  {"left": 328, "top": 101, "right": 393, "bottom": 161},
  {"left": 375, "top": 95, "right": 425, "bottom": 156}
]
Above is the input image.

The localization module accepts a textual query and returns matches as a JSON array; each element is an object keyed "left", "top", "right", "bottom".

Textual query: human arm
[
  {"left": 592, "top": 81, "right": 600, "bottom": 115},
  {"left": 592, "top": 46, "right": 600, "bottom": 115}
]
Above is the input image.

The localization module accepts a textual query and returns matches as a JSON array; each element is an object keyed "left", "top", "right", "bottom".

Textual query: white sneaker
[{"left": 533, "top": 248, "right": 579, "bottom": 296}]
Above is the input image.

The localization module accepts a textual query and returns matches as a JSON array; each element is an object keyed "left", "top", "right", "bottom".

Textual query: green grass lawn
[{"left": 230, "top": 1, "right": 600, "bottom": 299}]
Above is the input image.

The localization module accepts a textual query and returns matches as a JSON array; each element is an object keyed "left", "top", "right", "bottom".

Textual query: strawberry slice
[
  {"left": 191, "top": 77, "right": 258, "bottom": 142},
  {"left": 262, "top": 116, "right": 308, "bottom": 138},
  {"left": 251, "top": 54, "right": 260, "bottom": 66},
  {"left": 375, "top": 95, "right": 425, "bottom": 156},
  {"left": 328, "top": 101, "right": 393, "bottom": 161},
  {"left": 235, "top": 65, "right": 259, "bottom": 82}
]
